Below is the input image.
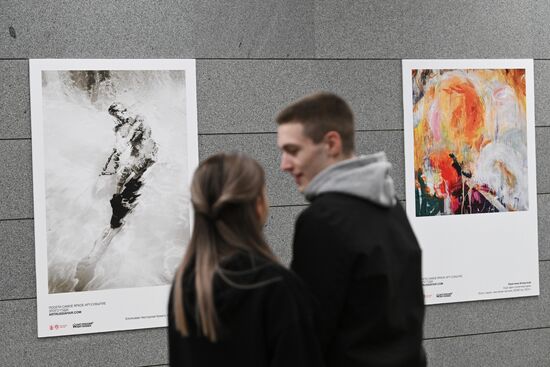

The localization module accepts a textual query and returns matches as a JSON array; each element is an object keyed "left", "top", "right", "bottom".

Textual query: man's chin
[
  {"left": 290, "top": 175, "right": 307, "bottom": 192},
  {"left": 297, "top": 182, "right": 307, "bottom": 193}
]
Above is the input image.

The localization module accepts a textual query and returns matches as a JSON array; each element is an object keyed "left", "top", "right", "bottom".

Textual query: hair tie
[
  {"left": 207, "top": 208, "right": 220, "bottom": 221},
  {"left": 193, "top": 203, "right": 218, "bottom": 221}
]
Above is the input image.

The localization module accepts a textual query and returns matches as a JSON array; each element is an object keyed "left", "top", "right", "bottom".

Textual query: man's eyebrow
[{"left": 280, "top": 143, "right": 299, "bottom": 150}]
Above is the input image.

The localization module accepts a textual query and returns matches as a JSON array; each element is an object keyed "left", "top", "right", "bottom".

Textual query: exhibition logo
[{"left": 48, "top": 324, "right": 67, "bottom": 331}]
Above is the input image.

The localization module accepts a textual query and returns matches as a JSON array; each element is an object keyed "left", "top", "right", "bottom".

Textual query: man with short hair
[{"left": 276, "top": 92, "right": 426, "bottom": 367}]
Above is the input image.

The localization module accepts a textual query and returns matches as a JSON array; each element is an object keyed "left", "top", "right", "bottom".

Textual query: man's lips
[{"left": 293, "top": 173, "right": 303, "bottom": 184}]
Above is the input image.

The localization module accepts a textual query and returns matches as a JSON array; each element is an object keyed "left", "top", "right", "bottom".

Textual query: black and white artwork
[{"left": 30, "top": 59, "right": 198, "bottom": 337}]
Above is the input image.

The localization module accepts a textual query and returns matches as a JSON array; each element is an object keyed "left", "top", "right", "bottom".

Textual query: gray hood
[{"left": 303, "top": 152, "right": 397, "bottom": 207}]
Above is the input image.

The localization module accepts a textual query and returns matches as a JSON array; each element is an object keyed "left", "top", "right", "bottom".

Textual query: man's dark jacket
[{"left": 291, "top": 153, "right": 426, "bottom": 367}]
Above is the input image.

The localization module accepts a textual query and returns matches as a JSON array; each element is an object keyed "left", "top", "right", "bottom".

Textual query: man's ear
[{"left": 324, "top": 131, "right": 343, "bottom": 158}]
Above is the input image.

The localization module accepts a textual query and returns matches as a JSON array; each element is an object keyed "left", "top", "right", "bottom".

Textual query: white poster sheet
[
  {"left": 402, "top": 59, "right": 539, "bottom": 304},
  {"left": 30, "top": 59, "right": 199, "bottom": 336}
]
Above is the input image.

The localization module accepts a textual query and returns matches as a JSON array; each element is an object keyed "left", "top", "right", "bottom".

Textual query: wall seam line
[
  {"left": 0, "top": 57, "right": 396, "bottom": 61},
  {"left": 269, "top": 204, "right": 307, "bottom": 208},
  {"left": 0, "top": 217, "right": 34, "bottom": 222},
  {"left": 4, "top": 126, "right": 550, "bottom": 141},
  {"left": 0, "top": 297, "right": 35, "bottom": 303},
  {"left": 3, "top": 58, "right": 550, "bottom": 62},
  {"left": 424, "top": 325, "right": 550, "bottom": 341}
]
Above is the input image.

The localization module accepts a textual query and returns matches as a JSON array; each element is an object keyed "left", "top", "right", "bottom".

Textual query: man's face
[
  {"left": 277, "top": 122, "right": 331, "bottom": 192},
  {"left": 112, "top": 110, "right": 131, "bottom": 124}
]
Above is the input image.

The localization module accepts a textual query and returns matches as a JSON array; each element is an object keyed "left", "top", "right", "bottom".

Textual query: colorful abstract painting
[
  {"left": 402, "top": 60, "right": 539, "bottom": 305},
  {"left": 412, "top": 68, "right": 528, "bottom": 216}
]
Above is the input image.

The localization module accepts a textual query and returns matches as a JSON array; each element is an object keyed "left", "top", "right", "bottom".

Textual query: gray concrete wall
[{"left": 1, "top": 1, "right": 549, "bottom": 366}]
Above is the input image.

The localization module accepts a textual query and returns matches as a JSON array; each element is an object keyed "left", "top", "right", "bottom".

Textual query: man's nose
[{"left": 280, "top": 153, "right": 292, "bottom": 172}]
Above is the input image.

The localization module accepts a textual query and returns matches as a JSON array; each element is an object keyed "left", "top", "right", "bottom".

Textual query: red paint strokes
[{"left": 429, "top": 150, "right": 459, "bottom": 192}]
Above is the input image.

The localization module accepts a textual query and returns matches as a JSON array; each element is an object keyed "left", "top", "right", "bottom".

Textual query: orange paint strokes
[
  {"left": 424, "top": 84, "right": 436, "bottom": 101},
  {"left": 413, "top": 85, "right": 437, "bottom": 171},
  {"left": 440, "top": 77, "right": 485, "bottom": 152},
  {"left": 413, "top": 118, "right": 431, "bottom": 171},
  {"left": 505, "top": 69, "right": 527, "bottom": 116},
  {"left": 495, "top": 160, "right": 517, "bottom": 189},
  {"left": 411, "top": 67, "right": 528, "bottom": 215},
  {"left": 505, "top": 69, "right": 526, "bottom": 99}
]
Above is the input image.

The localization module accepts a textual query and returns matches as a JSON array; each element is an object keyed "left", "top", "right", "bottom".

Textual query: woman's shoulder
[
  {"left": 263, "top": 262, "right": 307, "bottom": 293},
  {"left": 242, "top": 257, "right": 312, "bottom": 311},
  {"left": 220, "top": 251, "right": 308, "bottom": 299}
]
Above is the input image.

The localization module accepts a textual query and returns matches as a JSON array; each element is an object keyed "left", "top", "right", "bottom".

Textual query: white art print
[
  {"left": 30, "top": 59, "right": 198, "bottom": 337},
  {"left": 402, "top": 59, "right": 539, "bottom": 304}
]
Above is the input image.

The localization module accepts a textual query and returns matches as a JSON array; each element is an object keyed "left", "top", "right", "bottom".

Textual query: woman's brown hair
[{"left": 172, "top": 152, "right": 277, "bottom": 342}]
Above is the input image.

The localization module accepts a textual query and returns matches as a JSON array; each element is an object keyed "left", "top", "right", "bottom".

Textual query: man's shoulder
[
  {"left": 296, "top": 193, "right": 363, "bottom": 235},
  {"left": 298, "top": 192, "right": 408, "bottom": 238},
  {"left": 302, "top": 192, "right": 382, "bottom": 218}
]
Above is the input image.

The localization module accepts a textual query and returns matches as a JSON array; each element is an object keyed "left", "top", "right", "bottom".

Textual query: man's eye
[{"left": 286, "top": 147, "right": 299, "bottom": 155}]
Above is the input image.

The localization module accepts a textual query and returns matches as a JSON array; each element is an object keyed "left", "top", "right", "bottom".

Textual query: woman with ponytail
[{"left": 168, "top": 152, "right": 323, "bottom": 367}]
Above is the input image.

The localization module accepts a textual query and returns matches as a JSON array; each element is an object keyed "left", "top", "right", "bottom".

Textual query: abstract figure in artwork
[{"left": 75, "top": 103, "right": 158, "bottom": 290}]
